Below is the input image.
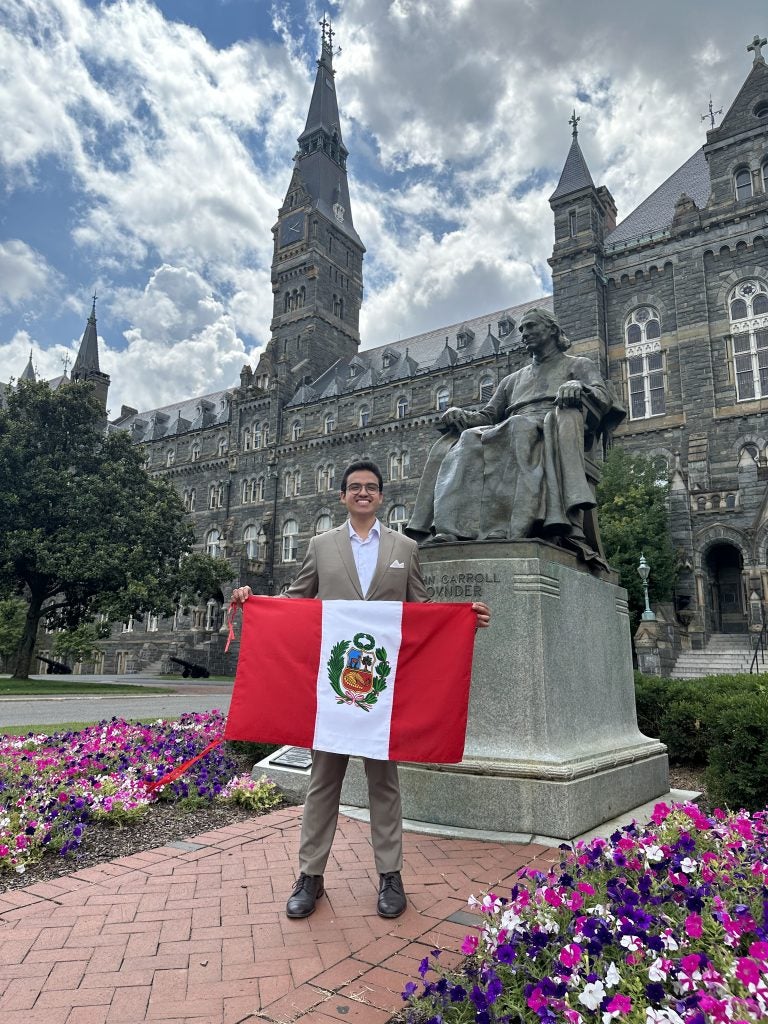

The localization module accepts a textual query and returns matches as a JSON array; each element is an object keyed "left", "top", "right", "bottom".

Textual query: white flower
[
  {"left": 620, "top": 935, "right": 642, "bottom": 952},
  {"left": 605, "top": 962, "right": 621, "bottom": 988},
  {"left": 645, "top": 1009, "right": 684, "bottom": 1024},
  {"left": 578, "top": 981, "right": 606, "bottom": 1011},
  {"left": 680, "top": 857, "right": 697, "bottom": 874},
  {"left": 15, "top": 864, "right": 25, "bottom": 874},
  {"left": 648, "top": 958, "right": 667, "bottom": 982},
  {"left": 644, "top": 845, "right": 664, "bottom": 863},
  {"left": 661, "top": 931, "right": 679, "bottom": 951},
  {"left": 500, "top": 908, "right": 523, "bottom": 932}
]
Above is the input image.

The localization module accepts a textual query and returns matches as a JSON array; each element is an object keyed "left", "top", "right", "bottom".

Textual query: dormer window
[
  {"left": 456, "top": 325, "right": 475, "bottom": 349},
  {"left": 497, "top": 316, "right": 514, "bottom": 338},
  {"left": 382, "top": 350, "right": 398, "bottom": 369}
]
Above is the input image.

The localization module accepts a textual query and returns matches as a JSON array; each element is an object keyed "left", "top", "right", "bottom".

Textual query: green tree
[
  {"left": 52, "top": 621, "right": 111, "bottom": 666},
  {"left": 0, "top": 380, "right": 232, "bottom": 679},
  {"left": 596, "top": 446, "right": 678, "bottom": 629},
  {"left": 0, "top": 597, "right": 26, "bottom": 672}
]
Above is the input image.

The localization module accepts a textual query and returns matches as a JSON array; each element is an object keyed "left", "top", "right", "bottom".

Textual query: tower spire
[
  {"left": 20, "top": 348, "right": 36, "bottom": 382},
  {"left": 71, "top": 295, "right": 111, "bottom": 413},
  {"left": 550, "top": 113, "right": 595, "bottom": 201}
]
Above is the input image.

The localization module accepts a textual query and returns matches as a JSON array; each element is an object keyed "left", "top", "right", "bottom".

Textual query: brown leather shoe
[
  {"left": 286, "top": 873, "right": 324, "bottom": 918},
  {"left": 377, "top": 871, "right": 407, "bottom": 918}
]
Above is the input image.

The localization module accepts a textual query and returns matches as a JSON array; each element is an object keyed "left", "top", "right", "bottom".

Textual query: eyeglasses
[{"left": 345, "top": 483, "right": 380, "bottom": 494}]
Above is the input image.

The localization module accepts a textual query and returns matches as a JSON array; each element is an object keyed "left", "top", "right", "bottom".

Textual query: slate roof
[
  {"left": 606, "top": 148, "right": 711, "bottom": 247},
  {"left": 286, "top": 294, "right": 553, "bottom": 407},
  {"left": 113, "top": 389, "right": 233, "bottom": 442},
  {"left": 550, "top": 136, "right": 595, "bottom": 201}
]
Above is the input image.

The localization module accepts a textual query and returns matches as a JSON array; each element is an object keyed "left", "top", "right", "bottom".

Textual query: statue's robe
[{"left": 406, "top": 351, "right": 625, "bottom": 544}]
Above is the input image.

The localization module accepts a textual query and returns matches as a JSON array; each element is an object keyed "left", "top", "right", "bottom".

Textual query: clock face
[{"left": 280, "top": 211, "right": 305, "bottom": 247}]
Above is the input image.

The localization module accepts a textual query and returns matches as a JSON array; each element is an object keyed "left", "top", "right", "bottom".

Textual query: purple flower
[
  {"left": 418, "top": 956, "right": 430, "bottom": 978},
  {"left": 645, "top": 982, "right": 665, "bottom": 1003},
  {"left": 402, "top": 981, "right": 418, "bottom": 1000}
]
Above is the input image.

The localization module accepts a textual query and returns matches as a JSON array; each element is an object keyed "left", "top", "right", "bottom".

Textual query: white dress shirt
[{"left": 347, "top": 519, "right": 381, "bottom": 597}]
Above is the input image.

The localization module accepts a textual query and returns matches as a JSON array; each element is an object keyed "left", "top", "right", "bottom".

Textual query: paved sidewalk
[{"left": 0, "top": 806, "right": 559, "bottom": 1024}]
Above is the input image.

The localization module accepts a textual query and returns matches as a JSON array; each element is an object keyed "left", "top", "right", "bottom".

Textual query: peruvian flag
[{"left": 225, "top": 596, "right": 476, "bottom": 763}]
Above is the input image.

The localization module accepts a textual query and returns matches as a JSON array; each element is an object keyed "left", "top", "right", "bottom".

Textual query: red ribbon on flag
[
  {"left": 144, "top": 737, "right": 224, "bottom": 793},
  {"left": 224, "top": 600, "right": 240, "bottom": 653}
]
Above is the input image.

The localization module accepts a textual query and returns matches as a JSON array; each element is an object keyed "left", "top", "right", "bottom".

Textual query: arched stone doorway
[{"left": 705, "top": 542, "right": 746, "bottom": 633}]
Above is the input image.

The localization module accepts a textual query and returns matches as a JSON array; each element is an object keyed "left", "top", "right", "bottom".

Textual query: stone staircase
[{"left": 671, "top": 633, "right": 757, "bottom": 679}]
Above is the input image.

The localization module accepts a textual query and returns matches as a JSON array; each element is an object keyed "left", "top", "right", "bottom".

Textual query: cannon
[
  {"left": 36, "top": 655, "right": 72, "bottom": 675},
  {"left": 168, "top": 656, "right": 210, "bottom": 679}
]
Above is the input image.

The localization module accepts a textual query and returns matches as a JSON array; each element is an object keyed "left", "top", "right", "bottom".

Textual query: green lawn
[
  {"left": 2, "top": 721, "right": 101, "bottom": 736},
  {"left": 0, "top": 680, "right": 174, "bottom": 696}
]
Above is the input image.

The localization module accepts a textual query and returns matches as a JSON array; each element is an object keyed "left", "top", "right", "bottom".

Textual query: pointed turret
[
  {"left": 550, "top": 111, "right": 595, "bottom": 202},
  {"left": 71, "top": 296, "right": 110, "bottom": 413},
  {"left": 293, "top": 17, "right": 362, "bottom": 246},
  {"left": 257, "top": 17, "right": 366, "bottom": 390},
  {"left": 20, "top": 349, "right": 36, "bottom": 382},
  {"left": 72, "top": 295, "right": 101, "bottom": 376}
]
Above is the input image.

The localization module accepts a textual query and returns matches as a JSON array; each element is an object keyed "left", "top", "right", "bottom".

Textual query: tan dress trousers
[{"left": 298, "top": 751, "right": 403, "bottom": 876}]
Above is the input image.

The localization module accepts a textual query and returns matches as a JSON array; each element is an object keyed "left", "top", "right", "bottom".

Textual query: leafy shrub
[
  {"left": 218, "top": 774, "right": 282, "bottom": 812},
  {"left": 705, "top": 695, "right": 768, "bottom": 811}
]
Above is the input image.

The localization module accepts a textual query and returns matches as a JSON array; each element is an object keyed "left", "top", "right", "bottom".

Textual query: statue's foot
[{"left": 430, "top": 532, "right": 459, "bottom": 543}]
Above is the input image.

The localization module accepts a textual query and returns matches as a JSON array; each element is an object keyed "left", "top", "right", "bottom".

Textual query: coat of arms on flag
[
  {"left": 329, "top": 632, "right": 390, "bottom": 709},
  {"left": 225, "top": 596, "right": 477, "bottom": 763}
]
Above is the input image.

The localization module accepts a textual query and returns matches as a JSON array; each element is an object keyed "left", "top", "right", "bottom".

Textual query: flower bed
[
  {"left": 404, "top": 803, "right": 768, "bottom": 1024},
  {"left": 0, "top": 712, "right": 279, "bottom": 875}
]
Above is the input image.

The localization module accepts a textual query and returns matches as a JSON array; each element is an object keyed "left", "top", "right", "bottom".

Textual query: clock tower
[{"left": 257, "top": 19, "right": 365, "bottom": 390}]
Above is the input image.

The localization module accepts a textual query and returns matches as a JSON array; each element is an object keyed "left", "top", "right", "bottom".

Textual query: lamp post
[{"left": 637, "top": 553, "right": 656, "bottom": 621}]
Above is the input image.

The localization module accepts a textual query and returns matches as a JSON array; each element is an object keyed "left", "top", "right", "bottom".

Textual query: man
[
  {"left": 405, "top": 308, "right": 625, "bottom": 562},
  {"left": 231, "top": 459, "right": 490, "bottom": 920}
]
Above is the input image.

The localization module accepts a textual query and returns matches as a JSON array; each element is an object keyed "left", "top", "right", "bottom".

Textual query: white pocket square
[{"left": 389, "top": 560, "right": 405, "bottom": 569}]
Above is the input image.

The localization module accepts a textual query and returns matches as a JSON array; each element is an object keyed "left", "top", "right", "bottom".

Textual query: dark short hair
[{"left": 340, "top": 459, "right": 383, "bottom": 492}]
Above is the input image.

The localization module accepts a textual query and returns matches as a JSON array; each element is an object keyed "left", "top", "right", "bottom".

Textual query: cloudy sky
[{"left": 1, "top": 0, "right": 766, "bottom": 413}]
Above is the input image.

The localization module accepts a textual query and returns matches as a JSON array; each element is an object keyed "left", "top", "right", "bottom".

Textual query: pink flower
[
  {"left": 651, "top": 802, "right": 671, "bottom": 825},
  {"left": 58, "top": 792, "right": 68, "bottom": 803},
  {"left": 577, "top": 882, "right": 595, "bottom": 894},
  {"left": 685, "top": 913, "right": 703, "bottom": 938},
  {"left": 749, "top": 941, "right": 768, "bottom": 962},
  {"left": 560, "top": 943, "right": 583, "bottom": 969},
  {"left": 0, "top": 844, "right": 8, "bottom": 857},
  {"left": 15, "top": 835, "right": 28, "bottom": 850},
  {"left": 735, "top": 957, "right": 761, "bottom": 988},
  {"left": 527, "top": 986, "right": 547, "bottom": 1011},
  {"left": 605, "top": 994, "right": 632, "bottom": 1014},
  {"left": 460, "top": 934, "right": 478, "bottom": 955},
  {"left": 544, "top": 887, "right": 563, "bottom": 907}
]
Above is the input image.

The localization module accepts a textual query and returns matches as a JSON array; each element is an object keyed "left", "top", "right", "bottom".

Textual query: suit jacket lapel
[
  {"left": 332, "top": 526, "right": 364, "bottom": 599},
  {"left": 367, "top": 527, "right": 396, "bottom": 600}
]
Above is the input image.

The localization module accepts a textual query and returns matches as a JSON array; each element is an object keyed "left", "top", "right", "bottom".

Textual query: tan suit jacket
[{"left": 283, "top": 523, "right": 429, "bottom": 602}]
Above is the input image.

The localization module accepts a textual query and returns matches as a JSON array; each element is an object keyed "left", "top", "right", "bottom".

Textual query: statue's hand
[
  {"left": 556, "top": 380, "right": 582, "bottom": 408},
  {"left": 441, "top": 406, "right": 469, "bottom": 431}
]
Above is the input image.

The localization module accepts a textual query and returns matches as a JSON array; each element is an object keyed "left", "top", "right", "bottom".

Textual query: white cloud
[{"left": 0, "top": 240, "right": 59, "bottom": 313}]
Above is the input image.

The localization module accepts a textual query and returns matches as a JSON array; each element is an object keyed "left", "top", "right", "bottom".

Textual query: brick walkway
[{"left": 0, "top": 806, "right": 559, "bottom": 1024}]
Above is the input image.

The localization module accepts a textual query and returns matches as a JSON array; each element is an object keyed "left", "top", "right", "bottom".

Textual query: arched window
[
  {"left": 291, "top": 419, "right": 302, "bottom": 441},
  {"left": 435, "top": 387, "right": 450, "bottom": 412},
  {"left": 625, "top": 307, "right": 666, "bottom": 420},
  {"left": 327, "top": 464, "right": 335, "bottom": 491},
  {"left": 729, "top": 279, "right": 768, "bottom": 401},
  {"left": 257, "top": 527, "right": 267, "bottom": 560},
  {"left": 188, "top": 488, "right": 195, "bottom": 512},
  {"left": 206, "top": 529, "right": 221, "bottom": 558},
  {"left": 241, "top": 479, "right": 250, "bottom": 504},
  {"left": 262, "top": 424, "right": 269, "bottom": 447},
  {"left": 480, "top": 375, "right": 495, "bottom": 402},
  {"left": 282, "top": 520, "right": 298, "bottom": 562},
  {"left": 191, "top": 443, "right": 201, "bottom": 462},
  {"left": 396, "top": 396, "right": 409, "bottom": 419},
  {"left": 216, "top": 483, "right": 223, "bottom": 507},
  {"left": 359, "top": 405, "right": 371, "bottom": 427},
  {"left": 324, "top": 412, "right": 335, "bottom": 434},
  {"left": 218, "top": 437, "right": 227, "bottom": 457},
  {"left": 166, "top": 449, "right": 175, "bottom": 467},
  {"left": 256, "top": 476, "right": 265, "bottom": 501},
  {"left": 763, "top": 161, "right": 768, "bottom": 194},
  {"left": 284, "top": 472, "right": 293, "bottom": 498},
  {"left": 388, "top": 451, "right": 410, "bottom": 481},
  {"left": 293, "top": 470, "right": 301, "bottom": 496},
  {"left": 244, "top": 525, "right": 259, "bottom": 559},
  {"left": 315, "top": 514, "right": 333, "bottom": 535},
  {"left": 388, "top": 506, "right": 407, "bottom": 534},
  {"left": 317, "top": 465, "right": 327, "bottom": 492},
  {"left": 735, "top": 167, "right": 753, "bottom": 202},
  {"left": 208, "top": 484, "right": 217, "bottom": 509},
  {"left": 253, "top": 422, "right": 262, "bottom": 449}
]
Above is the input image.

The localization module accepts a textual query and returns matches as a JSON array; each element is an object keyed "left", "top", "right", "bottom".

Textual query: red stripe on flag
[
  {"left": 388, "top": 602, "right": 476, "bottom": 763},
  {"left": 224, "top": 595, "right": 322, "bottom": 747}
]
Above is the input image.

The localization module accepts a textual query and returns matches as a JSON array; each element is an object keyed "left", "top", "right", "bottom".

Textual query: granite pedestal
[{"left": 258, "top": 541, "right": 668, "bottom": 840}]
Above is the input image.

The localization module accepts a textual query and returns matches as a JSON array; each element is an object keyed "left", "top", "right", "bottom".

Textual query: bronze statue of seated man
[{"left": 405, "top": 307, "right": 625, "bottom": 567}]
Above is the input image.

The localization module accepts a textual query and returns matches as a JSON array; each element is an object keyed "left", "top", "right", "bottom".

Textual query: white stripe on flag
[{"left": 313, "top": 600, "right": 403, "bottom": 759}]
